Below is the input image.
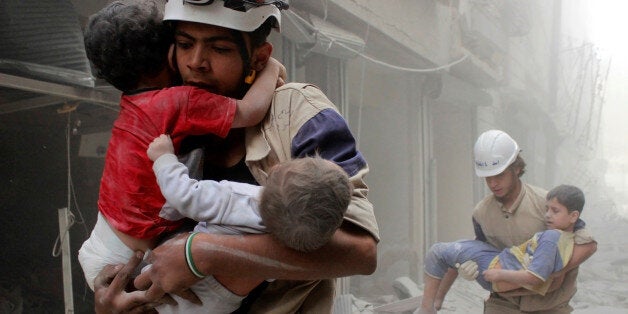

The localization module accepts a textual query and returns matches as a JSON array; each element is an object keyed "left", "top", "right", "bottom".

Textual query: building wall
[
  {"left": 340, "top": 59, "right": 428, "bottom": 296},
  {"left": 430, "top": 99, "right": 476, "bottom": 243},
  {"left": 289, "top": 0, "right": 494, "bottom": 297}
]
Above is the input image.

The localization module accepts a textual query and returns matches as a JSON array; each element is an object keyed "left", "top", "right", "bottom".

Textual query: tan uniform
[
  {"left": 473, "top": 183, "right": 594, "bottom": 313},
  {"left": 243, "top": 83, "right": 380, "bottom": 313}
]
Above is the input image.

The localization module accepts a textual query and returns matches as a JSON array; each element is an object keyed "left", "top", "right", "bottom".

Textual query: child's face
[{"left": 545, "top": 197, "right": 577, "bottom": 230}]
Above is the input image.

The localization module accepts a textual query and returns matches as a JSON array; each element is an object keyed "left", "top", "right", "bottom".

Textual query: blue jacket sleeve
[
  {"left": 473, "top": 216, "right": 487, "bottom": 242},
  {"left": 291, "top": 108, "right": 366, "bottom": 176}
]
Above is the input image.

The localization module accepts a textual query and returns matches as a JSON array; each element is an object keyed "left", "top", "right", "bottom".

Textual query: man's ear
[
  {"left": 168, "top": 44, "right": 178, "bottom": 73},
  {"left": 509, "top": 166, "right": 521, "bottom": 178},
  {"left": 570, "top": 211, "right": 580, "bottom": 223},
  {"left": 250, "top": 42, "right": 273, "bottom": 71}
]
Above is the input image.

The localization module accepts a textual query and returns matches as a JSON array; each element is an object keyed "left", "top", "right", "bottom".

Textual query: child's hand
[
  {"left": 265, "top": 57, "right": 287, "bottom": 87},
  {"left": 276, "top": 77, "right": 285, "bottom": 88},
  {"left": 482, "top": 269, "right": 500, "bottom": 282},
  {"left": 147, "top": 134, "right": 174, "bottom": 162}
]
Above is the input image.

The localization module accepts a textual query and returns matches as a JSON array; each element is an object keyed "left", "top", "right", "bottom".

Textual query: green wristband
[{"left": 185, "top": 232, "right": 206, "bottom": 278}]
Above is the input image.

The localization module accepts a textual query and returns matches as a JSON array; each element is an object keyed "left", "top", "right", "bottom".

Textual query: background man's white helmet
[
  {"left": 164, "top": 0, "right": 286, "bottom": 32},
  {"left": 473, "top": 129, "right": 520, "bottom": 177}
]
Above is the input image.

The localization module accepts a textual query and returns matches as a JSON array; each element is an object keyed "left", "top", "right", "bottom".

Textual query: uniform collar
[{"left": 244, "top": 126, "right": 270, "bottom": 163}]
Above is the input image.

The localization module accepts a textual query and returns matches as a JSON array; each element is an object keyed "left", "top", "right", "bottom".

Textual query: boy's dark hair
[
  {"left": 547, "top": 184, "right": 585, "bottom": 214},
  {"left": 260, "top": 157, "right": 352, "bottom": 252},
  {"left": 84, "top": 0, "right": 172, "bottom": 92}
]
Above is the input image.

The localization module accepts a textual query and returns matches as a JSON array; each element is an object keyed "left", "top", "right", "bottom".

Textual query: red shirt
[{"left": 98, "top": 86, "right": 236, "bottom": 239}]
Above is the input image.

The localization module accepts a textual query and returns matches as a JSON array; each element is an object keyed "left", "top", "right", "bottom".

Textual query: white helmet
[
  {"left": 163, "top": 0, "right": 287, "bottom": 32},
  {"left": 473, "top": 130, "right": 520, "bottom": 177}
]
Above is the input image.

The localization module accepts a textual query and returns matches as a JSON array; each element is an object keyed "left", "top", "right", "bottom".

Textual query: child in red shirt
[{"left": 78, "top": 0, "right": 285, "bottom": 290}]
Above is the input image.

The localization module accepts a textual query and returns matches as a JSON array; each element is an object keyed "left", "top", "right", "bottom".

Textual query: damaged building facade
[{"left": 0, "top": 0, "right": 608, "bottom": 311}]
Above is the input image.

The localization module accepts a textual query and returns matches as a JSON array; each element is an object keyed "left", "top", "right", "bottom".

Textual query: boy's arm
[
  {"left": 232, "top": 57, "right": 286, "bottom": 128},
  {"left": 544, "top": 241, "right": 597, "bottom": 292},
  {"left": 148, "top": 134, "right": 265, "bottom": 227},
  {"left": 495, "top": 234, "right": 597, "bottom": 296},
  {"left": 135, "top": 221, "right": 377, "bottom": 302},
  {"left": 153, "top": 154, "right": 264, "bottom": 226},
  {"left": 483, "top": 269, "right": 543, "bottom": 292}
]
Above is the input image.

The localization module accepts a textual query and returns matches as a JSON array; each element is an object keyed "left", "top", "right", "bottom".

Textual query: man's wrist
[{"left": 185, "top": 232, "right": 207, "bottom": 278}]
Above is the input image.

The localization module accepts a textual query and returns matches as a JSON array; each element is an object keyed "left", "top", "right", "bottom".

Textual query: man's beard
[{"left": 495, "top": 194, "right": 507, "bottom": 204}]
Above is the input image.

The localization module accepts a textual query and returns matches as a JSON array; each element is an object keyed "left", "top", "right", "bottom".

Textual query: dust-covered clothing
[
  {"left": 472, "top": 182, "right": 595, "bottom": 312},
  {"left": 98, "top": 87, "right": 236, "bottom": 239},
  {"left": 240, "top": 83, "right": 379, "bottom": 313},
  {"left": 425, "top": 230, "right": 574, "bottom": 295},
  {"left": 78, "top": 212, "right": 135, "bottom": 291},
  {"left": 80, "top": 212, "right": 253, "bottom": 314},
  {"left": 79, "top": 87, "right": 236, "bottom": 290},
  {"left": 152, "top": 153, "right": 265, "bottom": 235},
  {"left": 147, "top": 152, "right": 268, "bottom": 314}
]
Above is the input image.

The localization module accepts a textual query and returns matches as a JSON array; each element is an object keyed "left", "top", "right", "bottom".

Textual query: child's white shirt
[{"left": 152, "top": 153, "right": 266, "bottom": 235}]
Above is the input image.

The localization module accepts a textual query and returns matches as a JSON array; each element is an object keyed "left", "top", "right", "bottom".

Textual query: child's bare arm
[
  {"left": 147, "top": 134, "right": 175, "bottom": 162},
  {"left": 483, "top": 268, "right": 543, "bottom": 291},
  {"left": 232, "top": 57, "right": 286, "bottom": 128}
]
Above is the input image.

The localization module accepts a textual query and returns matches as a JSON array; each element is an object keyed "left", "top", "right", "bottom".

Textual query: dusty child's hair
[
  {"left": 260, "top": 157, "right": 352, "bottom": 252},
  {"left": 547, "top": 184, "right": 585, "bottom": 214}
]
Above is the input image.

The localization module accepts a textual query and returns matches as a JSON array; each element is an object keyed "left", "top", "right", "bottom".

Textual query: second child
[
  {"left": 417, "top": 185, "right": 587, "bottom": 314},
  {"left": 147, "top": 134, "right": 352, "bottom": 313}
]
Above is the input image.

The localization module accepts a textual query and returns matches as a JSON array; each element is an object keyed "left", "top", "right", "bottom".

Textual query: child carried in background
[
  {"left": 417, "top": 184, "right": 586, "bottom": 314},
  {"left": 78, "top": 0, "right": 285, "bottom": 291},
  {"left": 146, "top": 134, "right": 352, "bottom": 313}
]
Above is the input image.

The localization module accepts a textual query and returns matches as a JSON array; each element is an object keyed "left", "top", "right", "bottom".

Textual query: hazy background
[{"left": 592, "top": 1, "right": 628, "bottom": 219}]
